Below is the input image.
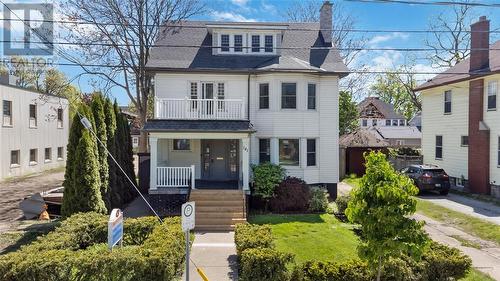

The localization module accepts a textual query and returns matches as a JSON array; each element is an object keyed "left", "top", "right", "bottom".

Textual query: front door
[{"left": 201, "top": 140, "right": 239, "bottom": 181}]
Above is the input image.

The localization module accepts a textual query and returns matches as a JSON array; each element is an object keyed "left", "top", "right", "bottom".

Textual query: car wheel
[{"left": 439, "top": 190, "right": 449, "bottom": 196}]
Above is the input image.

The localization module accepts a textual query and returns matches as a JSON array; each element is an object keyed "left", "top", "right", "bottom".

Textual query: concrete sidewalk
[
  {"left": 414, "top": 213, "right": 500, "bottom": 280},
  {"left": 183, "top": 231, "right": 238, "bottom": 281}
]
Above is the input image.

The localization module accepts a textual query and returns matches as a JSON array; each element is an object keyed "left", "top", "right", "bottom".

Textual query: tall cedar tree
[
  {"left": 122, "top": 114, "right": 138, "bottom": 199},
  {"left": 90, "top": 94, "right": 110, "bottom": 211},
  {"left": 62, "top": 104, "right": 105, "bottom": 216},
  {"left": 69, "top": 131, "right": 107, "bottom": 214},
  {"left": 104, "top": 98, "right": 120, "bottom": 207},
  {"left": 346, "top": 151, "right": 428, "bottom": 281}
]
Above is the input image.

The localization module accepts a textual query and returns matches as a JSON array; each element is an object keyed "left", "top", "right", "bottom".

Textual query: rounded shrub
[
  {"left": 309, "top": 187, "right": 329, "bottom": 212},
  {"left": 240, "top": 248, "right": 294, "bottom": 281},
  {"left": 269, "top": 177, "right": 311, "bottom": 213}
]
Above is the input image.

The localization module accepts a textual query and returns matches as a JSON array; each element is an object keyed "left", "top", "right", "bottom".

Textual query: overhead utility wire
[
  {"left": 3, "top": 39, "right": 500, "bottom": 51},
  {"left": 345, "top": 0, "right": 500, "bottom": 8},
  {"left": 0, "top": 18, "right": 499, "bottom": 33}
]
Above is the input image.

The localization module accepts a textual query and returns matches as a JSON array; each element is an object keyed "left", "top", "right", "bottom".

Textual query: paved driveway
[
  {"left": 418, "top": 192, "right": 500, "bottom": 225},
  {"left": 0, "top": 171, "right": 64, "bottom": 223}
]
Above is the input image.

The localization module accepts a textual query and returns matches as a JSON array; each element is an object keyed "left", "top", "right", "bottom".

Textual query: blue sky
[{"left": 2, "top": 0, "right": 500, "bottom": 105}]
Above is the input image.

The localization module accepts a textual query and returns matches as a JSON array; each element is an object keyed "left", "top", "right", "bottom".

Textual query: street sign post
[
  {"left": 108, "top": 208, "right": 123, "bottom": 250},
  {"left": 182, "top": 202, "right": 195, "bottom": 281}
]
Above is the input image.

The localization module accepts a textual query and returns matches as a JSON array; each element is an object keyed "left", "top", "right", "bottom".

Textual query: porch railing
[
  {"left": 155, "top": 98, "right": 245, "bottom": 120},
  {"left": 156, "top": 165, "right": 195, "bottom": 188}
]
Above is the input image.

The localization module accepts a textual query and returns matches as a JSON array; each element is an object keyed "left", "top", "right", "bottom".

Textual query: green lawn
[
  {"left": 416, "top": 199, "right": 500, "bottom": 245},
  {"left": 249, "top": 213, "right": 359, "bottom": 264},
  {"left": 461, "top": 269, "right": 495, "bottom": 281}
]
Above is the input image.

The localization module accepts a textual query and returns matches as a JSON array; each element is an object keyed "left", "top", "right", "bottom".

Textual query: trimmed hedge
[
  {"left": 240, "top": 248, "right": 293, "bottom": 281},
  {"left": 0, "top": 213, "right": 184, "bottom": 281},
  {"left": 234, "top": 223, "right": 273, "bottom": 256},
  {"left": 290, "top": 241, "right": 471, "bottom": 281},
  {"left": 235, "top": 223, "right": 292, "bottom": 281}
]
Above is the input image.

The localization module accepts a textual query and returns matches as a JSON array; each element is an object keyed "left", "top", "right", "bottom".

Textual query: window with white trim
[
  {"left": 234, "top": 35, "right": 243, "bottom": 52},
  {"left": 362, "top": 119, "right": 367, "bottom": 127},
  {"left": 386, "top": 119, "right": 391, "bottom": 126},
  {"left": 281, "top": 83, "right": 296, "bottom": 109},
  {"left": 3, "top": 100, "right": 12, "bottom": 126},
  {"left": 307, "top": 83, "right": 316, "bottom": 110},
  {"left": 259, "top": 139, "right": 270, "bottom": 163},
  {"left": 221, "top": 34, "right": 230, "bottom": 52},
  {"left": 307, "top": 139, "right": 316, "bottom": 166},
  {"left": 498, "top": 136, "right": 500, "bottom": 167},
  {"left": 399, "top": 119, "right": 405, "bottom": 126},
  {"left": 10, "top": 150, "right": 19, "bottom": 166},
  {"left": 29, "top": 104, "right": 37, "bottom": 128},
  {"left": 259, "top": 83, "right": 269, "bottom": 109},
  {"left": 264, "top": 35, "right": 273, "bottom": 52},
  {"left": 173, "top": 139, "right": 190, "bottom": 151},
  {"left": 45, "top": 147, "right": 52, "bottom": 162},
  {"left": 29, "top": 149, "right": 37, "bottom": 164},
  {"left": 436, "top": 135, "right": 443, "bottom": 159},
  {"left": 57, "top": 147, "right": 64, "bottom": 160},
  {"left": 461, "top": 136, "right": 468, "bottom": 147},
  {"left": 279, "top": 139, "right": 299, "bottom": 166},
  {"left": 444, "top": 90, "right": 452, "bottom": 114},
  {"left": 57, "top": 108, "right": 63, "bottom": 128},
  {"left": 251, "top": 35, "right": 260, "bottom": 53},
  {"left": 488, "top": 81, "right": 497, "bottom": 110},
  {"left": 392, "top": 119, "right": 398, "bottom": 126}
]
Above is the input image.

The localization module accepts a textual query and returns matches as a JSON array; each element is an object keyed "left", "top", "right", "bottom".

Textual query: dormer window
[
  {"left": 234, "top": 35, "right": 243, "bottom": 52},
  {"left": 251, "top": 35, "right": 260, "bottom": 53},
  {"left": 221, "top": 34, "right": 230, "bottom": 52},
  {"left": 265, "top": 35, "right": 273, "bottom": 52}
]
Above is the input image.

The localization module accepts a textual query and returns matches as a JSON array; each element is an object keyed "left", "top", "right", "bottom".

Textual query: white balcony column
[
  {"left": 270, "top": 138, "right": 279, "bottom": 164},
  {"left": 241, "top": 137, "right": 250, "bottom": 191},
  {"left": 149, "top": 137, "right": 158, "bottom": 190}
]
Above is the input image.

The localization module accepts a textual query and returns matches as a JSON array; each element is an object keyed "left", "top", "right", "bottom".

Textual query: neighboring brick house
[
  {"left": 415, "top": 16, "right": 500, "bottom": 198},
  {"left": 357, "top": 97, "right": 421, "bottom": 147}
]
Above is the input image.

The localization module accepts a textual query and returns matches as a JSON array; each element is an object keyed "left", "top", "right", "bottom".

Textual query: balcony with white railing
[{"left": 155, "top": 98, "right": 246, "bottom": 120}]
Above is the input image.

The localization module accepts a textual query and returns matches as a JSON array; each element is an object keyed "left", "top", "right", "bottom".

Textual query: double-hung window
[
  {"left": 362, "top": 119, "right": 368, "bottom": 127},
  {"left": 444, "top": 90, "right": 452, "bottom": 114},
  {"left": 234, "top": 35, "right": 243, "bottom": 52},
  {"left": 264, "top": 35, "right": 273, "bottom": 52},
  {"left": 435, "top": 135, "right": 443, "bottom": 159},
  {"left": 498, "top": 137, "right": 500, "bottom": 167},
  {"left": 281, "top": 83, "right": 296, "bottom": 109},
  {"left": 29, "top": 149, "right": 37, "bottom": 164},
  {"left": 259, "top": 139, "right": 270, "bottom": 163},
  {"left": 29, "top": 104, "right": 37, "bottom": 128},
  {"left": 57, "top": 147, "right": 64, "bottom": 160},
  {"left": 217, "top": 83, "right": 225, "bottom": 109},
  {"left": 45, "top": 148, "right": 52, "bottom": 162},
  {"left": 3, "top": 100, "right": 12, "bottom": 126},
  {"left": 279, "top": 139, "right": 299, "bottom": 166},
  {"left": 221, "top": 34, "right": 230, "bottom": 52},
  {"left": 259, "top": 83, "right": 269, "bottom": 109},
  {"left": 386, "top": 119, "right": 391, "bottom": 126},
  {"left": 392, "top": 119, "right": 398, "bottom": 126},
  {"left": 11, "top": 150, "right": 19, "bottom": 166},
  {"left": 461, "top": 136, "right": 469, "bottom": 147},
  {"left": 251, "top": 35, "right": 260, "bottom": 53},
  {"left": 307, "top": 139, "right": 316, "bottom": 166},
  {"left": 488, "top": 81, "right": 497, "bottom": 110},
  {"left": 307, "top": 83, "right": 316, "bottom": 110}
]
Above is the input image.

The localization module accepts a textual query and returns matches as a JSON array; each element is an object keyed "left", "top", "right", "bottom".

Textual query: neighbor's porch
[{"left": 149, "top": 132, "right": 251, "bottom": 194}]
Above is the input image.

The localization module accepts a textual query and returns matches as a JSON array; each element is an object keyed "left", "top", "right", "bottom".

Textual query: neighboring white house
[
  {"left": 142, "top": 1, "right": 347, "bottom": 218},
  {"left": 415, "top": 16, "right": 500, "bottom": 198},
  {"left": 0, "top": 82, "right": 69, "bottom": 180},
  {"left": 357, "top": 97, "right": 421, "bottom": 147}
]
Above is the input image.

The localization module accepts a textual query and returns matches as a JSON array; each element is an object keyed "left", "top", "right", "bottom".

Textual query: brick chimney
[
  {"left": 468, "top": 15, "right": 491, "bottom": 195},
  {"left": 320, "top": 1, "right": 332, "bottom": 45},
  {"left": 469, "top": 16, "right": 490, "bottom": 72}
]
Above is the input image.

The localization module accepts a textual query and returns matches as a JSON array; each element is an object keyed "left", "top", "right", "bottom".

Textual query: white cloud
[
  {"left": 231, "top": 0, "right": 249, "bottom": 6},
  {"left": 370, "top": 50, "right": 403, "bottom": 71},
  {"left": 261, "top": 0, "right": 277, "bottom": 15},
  {"left": 211, "top": 11, "right": 256, "bottom": 22},
  {"left": 368, "top": 32, "right": 410, "bottom": 46}
]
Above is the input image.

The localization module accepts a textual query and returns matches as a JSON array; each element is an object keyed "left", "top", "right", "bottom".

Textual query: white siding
[
  {"left": 421, "top": 82, "right": 469, "bottom": 179},
  {"left": 157, "top": 139, "right": 202, "bottom": 178},
  {"left": 154, "top": 72, "right": 340, "bottom": 184},
  {"left": 483, "top": 74, "right": 500, "bottom": 185},
  {"left": 0, "top": 85, "right": 69, "bottom": 180}
]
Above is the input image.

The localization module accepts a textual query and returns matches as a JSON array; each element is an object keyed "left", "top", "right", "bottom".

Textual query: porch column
[
  {"left": 241, "top": 137, "right": 250, "bottom": 191},
  {"left": 270, "top": 138, "right": 279, "bottom": 164},
  {"left": 149, "top": 137, "right": 158, "bottom": 190}
]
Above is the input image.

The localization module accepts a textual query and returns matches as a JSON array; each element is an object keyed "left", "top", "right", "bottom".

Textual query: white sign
[
  {"left": 182, "top": 202, "right": 195, "bottom": 231},
  {"left": 108, "top": 208, "right": 123, "bottom": 250}
]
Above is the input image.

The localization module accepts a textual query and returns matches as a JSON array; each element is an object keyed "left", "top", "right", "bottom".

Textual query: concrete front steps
[{"left": 189, "top": 189, "right": 246, "bottom": 231}]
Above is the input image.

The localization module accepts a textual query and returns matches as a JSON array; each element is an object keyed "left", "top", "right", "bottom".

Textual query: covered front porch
[{"left": 148, "top": 129, "right": 252, "bottom": 194}]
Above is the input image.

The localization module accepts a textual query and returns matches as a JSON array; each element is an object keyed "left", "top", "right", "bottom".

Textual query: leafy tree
[
  {"left": 90, "top": 93, "right": 110, "bottom": 211},
  {"left": 346, "top": 151, "right": 428, "bottom": 281},
  {"left": 370, "top": 69, "right": 420, "bottom": 120},
  {"left": 339, "top": 90, "right": 359, "bottom": 135}
]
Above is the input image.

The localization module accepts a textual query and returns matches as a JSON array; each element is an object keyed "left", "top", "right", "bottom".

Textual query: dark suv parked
[{"left": 401, "top": 165, "right": 450, "bottom": 195}]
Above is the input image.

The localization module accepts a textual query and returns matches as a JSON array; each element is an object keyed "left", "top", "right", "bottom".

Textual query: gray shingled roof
[
  {"left": 143, "top": 120, "right": 254, "bottom": 132},
  {"left": 340, "top": 128, "right": 389, "bottom": 148},
  {"left": 146, "top": 21, "right": 348, "bottom": 75},
  {"left": 375, "top": 126, "right": 421, "bottom": 139},
  {"left": 415, "top": 40, "right": 500, "bottom": 91},
  {"left": 358, "top": 97, "right": 404, "bottom": 119}
]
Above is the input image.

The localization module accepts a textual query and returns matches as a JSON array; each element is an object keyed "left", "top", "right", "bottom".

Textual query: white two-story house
[
  {"left": 415, "top": 16, "right": 500, "bottom": 198},
  {"left": 142, "top": 2, "right": 348, "bottom": 224}
]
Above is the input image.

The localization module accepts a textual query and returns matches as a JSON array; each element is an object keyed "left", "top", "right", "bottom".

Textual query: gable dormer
[{"left": 206, "top": 23, "right": 287, "bottom": 56}]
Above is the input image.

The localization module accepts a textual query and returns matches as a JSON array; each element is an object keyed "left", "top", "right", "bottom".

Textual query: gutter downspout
[{"left": 247, "top": 73, "right": 251, "bottom": 120}]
